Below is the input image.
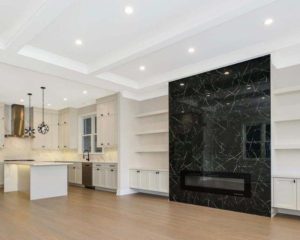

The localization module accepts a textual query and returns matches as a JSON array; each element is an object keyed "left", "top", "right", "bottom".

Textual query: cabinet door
[
  {"left": 98, "top": 168, "right": 106, "bottom": 188},
  {"left": 0, "top": 164, "right": 4, "bottom": 185},
  {"left": 105, "top": 167, "right": 117, "bottom": 189},
  {"left": 130, "top": 170, "right": 141, "bottom": 189},
  {"left": 68, "top": 165, "right": 76, "bottom": 183},
  {"left": 273, "top": 178, "right": 297, "bottom": 210},
  {"left": 297, "top": 180, "right": 300, "bottom": 210},
  {"left": 140, "top": 171, "right": 149, "bottom": 190},
  {"left": 148, "top": 171, "right": 159, "bottom": 191},
  {"left": 158, "top": 171, "right": 169, "bottom": 193},
  {"left": 0, "top": 105, "right": 5, "bottom": 148},
  {"left": 75, "top": 166, "right": 82, "bottom": 185}
]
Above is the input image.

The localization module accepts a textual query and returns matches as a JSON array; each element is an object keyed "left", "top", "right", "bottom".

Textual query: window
[
  {"left": 243, "top": 123, "right": 270, "bottom": 159},
  {"left": 82, "top": 115, "right": 103, "bottom": 153}
]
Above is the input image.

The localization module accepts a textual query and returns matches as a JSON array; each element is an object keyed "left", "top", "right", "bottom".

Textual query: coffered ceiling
[{"left": 0, "top": 0, "right": 300, "bottom": 104}]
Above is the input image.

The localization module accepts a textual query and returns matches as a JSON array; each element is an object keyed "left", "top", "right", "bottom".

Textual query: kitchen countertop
[
  {"left": 272, "top": 173, "right": 300, "bottom": 178},
  {"left": 4, "top": 161, "right": 73, "bottom": 166},
  {"left": 55, "top": 160, "right": 118, "bottom": 164}
]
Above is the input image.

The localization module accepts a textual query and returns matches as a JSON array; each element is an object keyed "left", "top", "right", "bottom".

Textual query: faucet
[{"left": 83, "top": 150, "right": 90, "bottom": 162}]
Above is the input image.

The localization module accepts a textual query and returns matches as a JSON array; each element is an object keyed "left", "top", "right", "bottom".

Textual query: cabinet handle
[
  {"left": 101, "top": 143, "right": 104, "bottom": 146},
  {"left": 137, "top": 170, "right": 140, "bottom": 173},
  {"left": 111, "top": 169, "right": 114, "bottom": 172},
  {"left": 294, "top": 179, "right": 296, "bottom": 183},
  {"left": 73, "top": 167, "right": 76, "bottom": 169},
  {"left": 156, "top": 172, "right": 159, "bottom": 174},
  {"left": 97, "top": 168, "right": 100, "bottom": 171},
  {"left": 101, "top": 114, "right": 103, "bottom": 117}
]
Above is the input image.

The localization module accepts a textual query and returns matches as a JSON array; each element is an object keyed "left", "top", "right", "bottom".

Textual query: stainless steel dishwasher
[{"left": 82, "top": 163, "right": 94, "bottom": 188}]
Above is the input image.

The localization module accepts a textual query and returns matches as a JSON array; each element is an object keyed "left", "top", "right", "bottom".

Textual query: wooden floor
[{"left": 0, "top": 187, "right": 300, "bottom": 240}]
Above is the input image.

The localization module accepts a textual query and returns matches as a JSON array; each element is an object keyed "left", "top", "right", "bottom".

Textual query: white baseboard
[
  {"left": 273, "top": 207, "right": 300, "bottom": 217},
  {"left": 117, "top": 188, "right": 137, "bottom": 196}
]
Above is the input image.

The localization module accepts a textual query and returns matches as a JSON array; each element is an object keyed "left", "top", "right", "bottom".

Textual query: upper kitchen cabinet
[
  {"left": 0, "top": 103, "right": 4, "bottom": 148},
  {"left": 32, "top": 108, "right": 59, "bottom": 150},
  {"left": 96, "top": 95, "right": 118, "bottom": 148},
  {"left": 58, "top": 108, "right": 78, "bottom": 150}
]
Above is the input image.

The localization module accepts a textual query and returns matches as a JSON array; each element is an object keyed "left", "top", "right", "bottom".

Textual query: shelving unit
[
  {"left": 136, "top": 109, "right": 168, "bottom": 118},
  {"left": 135, "top": 129, "right": 168, "bottom": 135},
  {"left": 136, "top": 146, "right": 169, "bottom": 153},
  {"left": 130, "top": 96, "right": 169, "bottom": 197},
  {"left": 273, "top": 85, "right": 300, "bottom": 95}
]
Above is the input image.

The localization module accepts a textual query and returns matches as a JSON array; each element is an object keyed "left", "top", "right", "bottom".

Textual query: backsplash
[{"left": 0, "top": 138, "right": 117, "bottom": 162}]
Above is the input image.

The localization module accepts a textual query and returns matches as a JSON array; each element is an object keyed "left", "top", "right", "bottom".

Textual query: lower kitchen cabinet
[
  {"left": 0, "top": 163, "right": 3, "bottom": 186},
  {"left": 93, "top": 163, "right": 117, "bottom": 190},
  {"left": 129, "top": 169, "right": 169, "bottom": 194},
  {"left": 273, "top": 177, "right": 298, "bottom": 210},
  {"left": 68, "top": 163, "right": 82, "bottom": 185}
]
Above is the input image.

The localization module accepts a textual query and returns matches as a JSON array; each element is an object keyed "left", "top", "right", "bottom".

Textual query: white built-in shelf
[
  {"left": 274, "top": 144, "right": 300, "bottom": 150},
  {"left": 274, "top": 116, "right": 300, "bottom": 123},
  {"left": 135, "top": 129, "right": 169, "bottom": 135},
  {"left": 136, "top": 110, "right": 168, "bottom": 118},
  {"left": 136, "top": 146, "right": 168, "bottom": 153},
  {"left": 273, "top": 85, "right": 300, "bottom": 95}
]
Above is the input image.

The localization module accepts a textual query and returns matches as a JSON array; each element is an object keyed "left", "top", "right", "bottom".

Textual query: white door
[
  {"left": 130, "top": 170, "right": 141, "bottom": 189},
  {"left": 273, "top": 178, "right": 297, "bottom": 210},
  {"left": 0, "top": 163, "right": 4, "bottom": 185},
  {"left": 158, "top": 171, "right": 169, "bottom": 193},
  {"left": 148, "top": 171, "right": 159, "bottom": 191}
]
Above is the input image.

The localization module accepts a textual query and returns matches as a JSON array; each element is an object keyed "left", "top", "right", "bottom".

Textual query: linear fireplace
[{"left": 181, "top": 171, "right": 251, "bottom": 198}]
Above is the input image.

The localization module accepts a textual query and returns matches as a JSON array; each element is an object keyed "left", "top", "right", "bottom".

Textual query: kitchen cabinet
[
  {"left": 68, "top": 163, "right": 82, "bottom": 185},
  {"left": 0, "top": 104, "right": 4, "bottom": 148},
  {"left": 0, "top": 163, "right": 4, "bottom": 186},
  {"left": 32, "top": 108, "right": 59, "bottom": 150},
  {"left": 273, "top": 177, "right": 297, "bottom": 210},
  {"left": 97, "top": 98, "right": 117, "bottom": 148},
  {"left": 58, "top": 108, "right": 78, "bottom": 150},
  {"left": 129, "top": 169, "right": 169, "bottom": 194},
  {"left": 93, "top": 163, "right": 117, "bottom": 190}
]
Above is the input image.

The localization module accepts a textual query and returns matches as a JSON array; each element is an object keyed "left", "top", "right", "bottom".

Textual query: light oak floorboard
[{"left": 0, "top": 187, "right": 300, "bottom": 240}]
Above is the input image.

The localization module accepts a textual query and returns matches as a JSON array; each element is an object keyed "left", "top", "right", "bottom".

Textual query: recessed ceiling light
[
  {"left": 47, "top": 103, "right": 51, "bottom": 107},
  {"left": 63, "top": 97, "right": 68, "bottom": 101},
  {"left": 139, "top": 65, "right": 146, "bottom": 71},
  {"left": 224, "top": 71, "right": 230, "bottom": 75},
  {"left": 20, "top": 99, "right": 24, "bottom": 103},
  {"left": 264, "top": 18, "right": 273, "bottom": 26},
  {"left": 188, "top": 47, "right": 195, "bottom": 54},
  {"left": 83, "top": 90, "right": 88, "bottom": 94},
  {"left": 180, "top": 83, "right": 185, "bottom": 86},
  {"left": 124, "top": 6, "right": 134, "bottom": 15},
  {"left": 75, "top": 39, "right": 82, "bottom": 45}
]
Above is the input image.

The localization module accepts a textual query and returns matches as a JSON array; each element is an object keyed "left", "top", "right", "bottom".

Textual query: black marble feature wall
[{"left": 169, "top": 56, "right": 271, "bottom": 216}]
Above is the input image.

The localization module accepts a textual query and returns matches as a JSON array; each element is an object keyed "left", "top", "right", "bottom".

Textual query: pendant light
[
  {"left": 24, "top": 93, "right": 35, "bottom": 136},
  {"left": 37, "top": 87, "right": 49, "bottom": 134}
]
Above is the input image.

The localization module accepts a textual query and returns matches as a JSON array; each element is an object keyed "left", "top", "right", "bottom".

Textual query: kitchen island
[{"left": 4, "top": 161, "right": 71, "bottom": 200}]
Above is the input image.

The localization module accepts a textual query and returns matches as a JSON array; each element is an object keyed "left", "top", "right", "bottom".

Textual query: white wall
[{"left": 118, "top": 94, "right": 138, "bottom": 195}]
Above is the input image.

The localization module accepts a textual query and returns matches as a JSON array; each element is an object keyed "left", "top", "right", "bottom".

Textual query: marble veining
[{"left": 169, "top": 55, "right": 271, "bottom": 216}]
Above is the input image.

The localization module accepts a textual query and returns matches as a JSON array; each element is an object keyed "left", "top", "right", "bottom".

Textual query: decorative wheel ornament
[
  {"left": 38, "top": 122, "right": 49, "bottom": 134},
  {"left": 38, "top": 86, "right": 50, "bottom": 135},
  {"left": 25, "top": 126, "right": 35, "bottom": 137}
]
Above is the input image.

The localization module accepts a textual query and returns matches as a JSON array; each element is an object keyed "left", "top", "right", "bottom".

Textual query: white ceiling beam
[
  {"left": 4, "top": 0, "right": 76, "bottom": 51},
  {"left": 88, "top": 0, "right": 276, "bottom": 74}
]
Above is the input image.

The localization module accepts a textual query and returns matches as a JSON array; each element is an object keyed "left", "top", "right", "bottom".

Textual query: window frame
[{"left": 79, "top": 113, "right": 103, "bottom": 154}]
